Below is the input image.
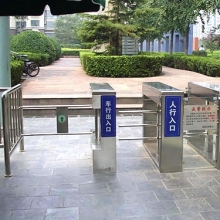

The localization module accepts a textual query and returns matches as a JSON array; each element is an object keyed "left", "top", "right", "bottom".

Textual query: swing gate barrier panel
[
  {"left": 1, "top": 84, "right": 94, "bottom": 177},
  {"left": 119, "top": 82, "right": 184, "bottom": 173},
  {"left": 186, "top": 82, "right": 220, "bottom": 170}
]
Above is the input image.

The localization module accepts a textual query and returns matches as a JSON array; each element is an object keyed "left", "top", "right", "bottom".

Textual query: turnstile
[
  {"left": 142, "top": 82, "right": 184, "bottom": 173},
  {"left": 90, "top": 83, "right": 116, "bottom": 173},
  {"left": 187, "top": 82, "right": 220, "bottom": 169}
]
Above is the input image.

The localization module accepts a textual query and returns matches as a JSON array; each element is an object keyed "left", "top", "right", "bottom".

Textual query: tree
[
  {"left": 202, "top": 32, "right": 220, "bottom": 54},
  {"left": 54, "top": 14, "right": 85, "bottom": 44}
]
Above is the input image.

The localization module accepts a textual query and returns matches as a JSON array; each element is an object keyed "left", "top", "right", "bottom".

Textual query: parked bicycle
[{"left": 10, "top": 51, "right": 40, "bottom": 77}]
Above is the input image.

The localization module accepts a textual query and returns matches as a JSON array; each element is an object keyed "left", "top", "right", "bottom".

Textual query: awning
[{"left": 0, "top": 0, "right": 106, "bottom": 16}]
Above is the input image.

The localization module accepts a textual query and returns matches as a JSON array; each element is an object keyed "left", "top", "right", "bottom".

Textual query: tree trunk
[
  {"left": 185, "top": 25, "right": 190, "bottom": 55},
  {"left": 147, "top": 40, "right": 150, "bottom": 51},
  {"left": 170, "top": 29, "right": 174, "bottom": 55}
]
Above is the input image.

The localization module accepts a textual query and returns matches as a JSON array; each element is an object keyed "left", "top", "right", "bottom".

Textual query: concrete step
[{"left": 22, "top": 94, "right": 143, "bottom": 116}]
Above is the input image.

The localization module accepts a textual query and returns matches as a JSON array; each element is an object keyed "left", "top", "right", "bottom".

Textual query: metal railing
[
  {"left": 118, "top": 109, "right": 159, "bottom": 141},
  {"left": 1, "top": 85, "right": 94, "bottom": 177},
  {"left": 0, "top": 87, "right": 11, "bottom": 148},
  {"left": 2, "top": 84, "right": 23, "bottom": 177}
]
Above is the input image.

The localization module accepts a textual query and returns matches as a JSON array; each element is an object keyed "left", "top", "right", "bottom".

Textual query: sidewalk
[{"left": 21, "top": 57, "right": 220, "bottom": 97}]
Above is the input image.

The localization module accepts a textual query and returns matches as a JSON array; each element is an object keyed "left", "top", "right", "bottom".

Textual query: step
[{"left": 22, "top": 94, "right": 143, "bottom": 116}]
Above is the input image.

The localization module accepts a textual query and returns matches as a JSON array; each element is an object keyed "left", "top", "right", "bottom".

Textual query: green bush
[
  {"left": 163, "top": 54, "right": 220, "bottom": 77},
  {"left": 60, "top": 44, "right": 81, "bottom": 49},
  {"left": 81, "top": 53, "right": 163, "bottom": 77},
  {"left": 11, "top": 60, "right": 23, "bottom": 86},
  {"left": 14, "top": 52, "right": 50, "bottom": 66},
  {"left": 11, "top": 30, "right": 56, "bottom": 64},
  {"left": 61, "top": 48, "right": 90, "bottom": 56},
  {"left": 192, "top": 50, "right": 207, "bottom": 56},
  {"left": 49, "top": 38, "right": 62, "bottom": 60}
]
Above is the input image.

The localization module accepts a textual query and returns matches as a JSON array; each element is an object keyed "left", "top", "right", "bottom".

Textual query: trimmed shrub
[
  {"left": 49, "top": 38, "right": 62, "bottom": 60},
  {"left": 192, "top": 50, "right": 207, "bottom": 56},
  {"left": 61, "top": 48, "right": 90, "bottom": 56},
  {"left": 11, "top": 60, "right": 23, "bottom": 86},
  {"left": 81, "top": 53, "right": 163, "bottom": 77},
  {"left": 13, "top": 52, "right": 50, "bottom": 66},
  {"left": 163, "top": 54, "right": 220, "bottom": 77},
  {"left": 60, "top": 44, "right": 81, "bottom": 49},
  {"left": 11, "top": 30, "right": 56, "bottom": 63}
]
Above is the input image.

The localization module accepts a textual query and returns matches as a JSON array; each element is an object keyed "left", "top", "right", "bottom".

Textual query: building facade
[
  {"left": 193, "top": 10, "right": 220, "bottom": 39},
  {"left": 10, "top": 6, "right": 57, "bottom": 37}
]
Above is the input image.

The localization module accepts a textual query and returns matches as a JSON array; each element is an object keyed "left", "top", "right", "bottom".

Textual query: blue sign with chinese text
[
  {"left": 101, "top": 95, "right": 116, "bottom": 137},
  {"left": 164, "top": 96, "right": 181, "bottom": 137}
]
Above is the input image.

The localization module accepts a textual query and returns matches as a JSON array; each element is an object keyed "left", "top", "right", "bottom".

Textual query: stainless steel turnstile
[
  {"left": 187, "top": 82, "right": 220, "bottom": 169},
  {"left": 90, "top": 83, "right": 117, "bottom": 173},
  {"left": 143, "top": 82, "right": 184, "bottom": 173}
]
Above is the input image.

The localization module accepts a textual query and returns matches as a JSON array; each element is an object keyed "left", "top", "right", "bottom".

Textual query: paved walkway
[
  {"left": 1, "top": 58, "right": 220, "bottom": 219},
  {"left": 21, "top": 57, "right": 220, "bottom": 97}
]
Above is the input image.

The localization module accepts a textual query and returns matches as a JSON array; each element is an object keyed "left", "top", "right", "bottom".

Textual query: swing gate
[
  {"left": 2, "top": 82, "right": 220, "bottom": 176},
  {"left": 1, "top": 83, "right": 117, "bottom": 177}
]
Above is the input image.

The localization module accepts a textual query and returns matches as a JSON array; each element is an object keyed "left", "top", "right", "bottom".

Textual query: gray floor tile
[
  {"left": 37, "top": 175, "right": 67, "bottom": 186},
  {"left": 0, "top": 211, "right": 11, "bottom": 220},
  {"left": 50, "top": 184, "right": 79, "bottom": 196},
  {"left": 182, "top": 186, "right": 217, "bottom": 199},
  {"left": 114, "top": 204, "right": 149, "bottom": 218},
  {"left": 145, "top": 172, "right": 172, "bottom": 180},
  {"left": 126, "top": 191, "right": 158, "bottom": 204},
  {"left": 31, "top": 196, "right": 63, "bottom": 209},
  {"left": 194, "top": 169, "right": 220, "bottom": 177},
  {"left": 136, "top": 179, "right": 166, "bottom": 191},
  {"left": 79, "top": 182, "right": 108, "bottom": 194},
  {"left": 11, "top": 209, "right": 46, "bottom": 220},
  {"left": 64, "top": 194, "right": 95, "bottom": 207},
  {"left": 200, "top": 210, "right": 220, "bottom": 220},
  {"left": 45, "top": 207, "right": 79, "bottom": 220},
  {"left": 17, "top": 186, "right": 50, "bottom": 197},
  {"left": 187, "top": 176, "right": 219, "bottom": 187},
  {"left": 0, "top": 197, "right": 32, "bottom": 211},
  {"left": 144, "top": 200, "right": 180, "bottom": 216},
  {"left": 205, "top": 196, "right": 220, "bottom": 210},
  {"left": 108, "top": 180, "right": 138, "bottom": 193},
  {"left": 162, "top": 179, "right": 193, "bottom": 189},
  {"left": 80, "top": 205, "right": 114, "bottom": 220},
  {"left": 170, "top": 171, "right": 197, "bottom": 179},
  {"left": 210, "top": 185, "right": 220, "bottom": 196},
  {"left": 167, "top": 213, "right": 203, "bottom": 220},
  {"left": 175, "top": 198, "right": 212, "bottom": 213},
  {"left": 154, "top": 189, "right": 187, "bottom": 201}
]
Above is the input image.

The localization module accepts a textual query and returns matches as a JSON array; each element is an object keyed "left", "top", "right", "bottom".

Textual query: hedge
[
  {"left": 11, "top": 60, "right": 23, "bottom": 86},
  {"left": 61, "top": 48, "right": 90, "bottom": 56},
  {"left": 81, "top": 53, "right": 163, "bottom": 77},
  {"left": 163, "top": 54, "right": 220, "bottom": 77},
  {"left": 12, "top": 52, "right": 50, "bottom": 66}
]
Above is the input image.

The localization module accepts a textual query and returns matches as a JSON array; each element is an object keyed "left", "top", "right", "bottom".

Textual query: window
[
  {"left": 16, "top": 21, "right": 26, "bottom": 28},
  {"left": 45, "top": 21, "right": 54, "bottom": 29},
  {"left": 31, "top": 20, "right": 40, "bottom": 27}
]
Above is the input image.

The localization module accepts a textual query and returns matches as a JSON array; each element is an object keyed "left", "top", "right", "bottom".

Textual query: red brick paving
[{"left": 21, "top": 57, "right": 220, "bottom": 98}]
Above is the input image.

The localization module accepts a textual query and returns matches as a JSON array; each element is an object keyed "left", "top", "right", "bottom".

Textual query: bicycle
[{"left": 11, "top": 51, "right": 40, "bottom": 77}]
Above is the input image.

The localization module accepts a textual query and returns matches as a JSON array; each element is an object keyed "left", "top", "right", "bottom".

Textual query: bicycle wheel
[{"left": 27, "top": 63, "right": 40, "bottom": 77}]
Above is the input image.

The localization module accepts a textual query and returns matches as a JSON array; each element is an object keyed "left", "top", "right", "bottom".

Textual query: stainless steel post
[
  {"left": 2, "top": 93, "right": 11, "bottom": 177},
  {"left": 90, "top": 83, "right": 116, "bottom": 173}
]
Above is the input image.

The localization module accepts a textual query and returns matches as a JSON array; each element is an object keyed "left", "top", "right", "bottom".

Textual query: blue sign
[
  {"left": 164, "top": 96, "right": 181, "bottom": 137},
  {"left": 101, "top": 95, "right": 116, "bottom": 137}
]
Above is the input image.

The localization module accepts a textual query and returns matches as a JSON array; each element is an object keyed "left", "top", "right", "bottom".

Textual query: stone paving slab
[{"left": 0, "top": 115, "right": 220, "bottom": 219}]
